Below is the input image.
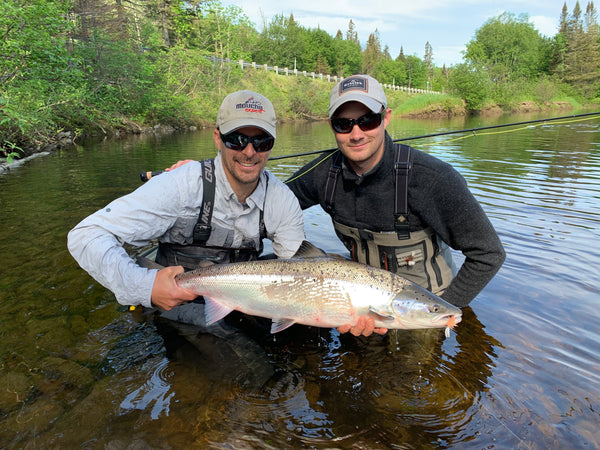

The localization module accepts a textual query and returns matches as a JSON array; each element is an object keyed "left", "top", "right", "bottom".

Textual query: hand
[
  {"left": 337, "top": 316, "right": 388, "bottom": 337},
  {"left": 151, "top": 265, "right": 197, "bottom": 310},
  {"left": 165, "top": 159, "right": 194, "bottom": 171}
]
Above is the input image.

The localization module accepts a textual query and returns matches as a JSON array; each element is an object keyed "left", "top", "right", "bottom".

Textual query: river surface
[{"left": 1, "top": 111, "right": 599, "bottom": 448}]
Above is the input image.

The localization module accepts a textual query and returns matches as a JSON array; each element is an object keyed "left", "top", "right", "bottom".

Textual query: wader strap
[
  {"left": 193, "top": 159, "right": 215, "bottom": 244},
  {"left": 323, "top": 151, "right": 343, "bottom": 214},
  {"left": 257, "top": 173, "right": 269, "bottom": 253},
  {"left": 394, "top": 144, "right": 412, "bottom": 240}
]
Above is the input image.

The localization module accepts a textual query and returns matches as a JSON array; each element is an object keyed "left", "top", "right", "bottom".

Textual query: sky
[{"left": 227, "top": 0, "right": 571, "bottom": 67}]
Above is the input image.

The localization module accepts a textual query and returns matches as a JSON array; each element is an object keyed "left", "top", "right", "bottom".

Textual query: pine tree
[
  {"left": 362, "top": 29, "right": 383, "bottom": 73},
  {"left": 560, "top": 1, "right": 600, "bottom": 97},
  {"left": 424, "top": 41, "right": 433, "bottom": 79},
  {"left": 346, "top": 20, "right": 359, "bottom": 45}
]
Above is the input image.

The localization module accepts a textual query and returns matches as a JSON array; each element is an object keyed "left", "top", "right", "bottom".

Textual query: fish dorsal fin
[
  {"left": 368, "top": 306, "right": 395, "bottom": 321},
  {"left": 270, "top": 318, "right": 296, "bottom": 333},
  {"left": 293, "top": 240, "right": 329, "bottom": 259},
  {"left": 204, "top": 298, "right": 234, "bottom": 325}
]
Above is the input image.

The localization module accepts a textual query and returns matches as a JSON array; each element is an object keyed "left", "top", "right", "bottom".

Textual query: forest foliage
[{"left": 1, "top": 0, "right": 599, "bottom": 155}]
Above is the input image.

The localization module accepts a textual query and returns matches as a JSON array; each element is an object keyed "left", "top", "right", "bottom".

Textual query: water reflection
[
  {"left": 123, "top": 306, "right": 501, "bottom": 448},
  {"left": 1, "top": 113, "right": 600, "bottom": 447}
]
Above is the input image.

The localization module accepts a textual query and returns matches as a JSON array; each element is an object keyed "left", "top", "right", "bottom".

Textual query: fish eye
[{"left": 430, "top": 304, "right": 440, "bottom": 313}]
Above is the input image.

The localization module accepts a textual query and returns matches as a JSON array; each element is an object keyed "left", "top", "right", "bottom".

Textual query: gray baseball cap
[
  {"left": 329, "top": 75, "right": 387, "bottom": 118},
  {"left": 216, "top": 90, "right": 277, "bottom": 138}
]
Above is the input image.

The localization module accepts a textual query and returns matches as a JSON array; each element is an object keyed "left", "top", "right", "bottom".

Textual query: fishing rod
[
  {"left": 269, "top": 110, "right": 600, "bottom": 160},
  {"left": 140, "top": 110, "right": 600, "bottom": 181}
]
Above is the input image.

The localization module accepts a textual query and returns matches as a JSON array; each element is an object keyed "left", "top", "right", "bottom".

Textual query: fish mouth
[{"left": 435, "top": 313, "right": 462, "bottom": 325}]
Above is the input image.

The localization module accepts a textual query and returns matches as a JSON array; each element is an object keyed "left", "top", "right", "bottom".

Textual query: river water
[{"left": 1, "top": 112, "right": 599, "bottom": 448}]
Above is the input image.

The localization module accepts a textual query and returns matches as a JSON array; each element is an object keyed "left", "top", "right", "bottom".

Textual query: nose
[
  {"left": 349, "top": 123, "right": 365, "bottom": 139},
  {"left": 241, "top": 142, "right": 257, "bottom": 156}
]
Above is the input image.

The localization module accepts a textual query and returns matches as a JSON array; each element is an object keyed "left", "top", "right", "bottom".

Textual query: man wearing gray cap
[
  {"left": 68, "top": 90, "right": 304, "bottom": 313},
  {"left": 286, "top": 75, "right": 505, "bottom": 336}
]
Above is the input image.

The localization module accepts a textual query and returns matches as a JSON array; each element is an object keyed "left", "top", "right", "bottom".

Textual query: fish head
[{"left": 387, "top": 282, "right": 462, "bottom": 330}]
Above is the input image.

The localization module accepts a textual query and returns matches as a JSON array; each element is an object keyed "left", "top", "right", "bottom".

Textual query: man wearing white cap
[
  {"left": 68, "top": 90, "right": 304, "bottom": 313},
  {"left": 287, "top": 75, "right": 505, "bottom": 336}
]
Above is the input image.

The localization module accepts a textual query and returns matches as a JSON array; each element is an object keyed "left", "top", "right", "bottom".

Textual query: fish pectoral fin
[
  {"left": 204, "top": 298, "right": 234, "bottom": 325},
  {"left": 368, "top": 306, "right": 395, "bottom": 321},
  {"left": 270, "top": 318, "right": 296, "bottom": 333}
]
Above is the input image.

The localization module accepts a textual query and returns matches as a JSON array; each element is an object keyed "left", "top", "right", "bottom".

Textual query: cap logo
[
  {"left": 236, "top": 96, "right": 266, "bottom": 114},
  {"left": 339, "top": 77, "right": 368, "bottom": 95}
]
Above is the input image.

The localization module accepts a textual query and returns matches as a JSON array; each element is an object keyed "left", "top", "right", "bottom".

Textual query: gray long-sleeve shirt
[
  {"left": 286, "top": 133, "right": 505, "bottom": 307},
  {"left": 68, "top": 153, "right": 305, "bottom": 307}
]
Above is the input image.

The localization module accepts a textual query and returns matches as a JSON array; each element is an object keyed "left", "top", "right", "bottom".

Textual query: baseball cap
[
  {"left": 216, "top": 90, "right": 277, "bottom": 138},
  {"left": 329, "top": 75, "right": 387, "bottom": 118}
]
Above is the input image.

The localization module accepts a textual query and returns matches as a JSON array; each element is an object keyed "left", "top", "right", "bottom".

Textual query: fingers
[
  {"left": 151, "top": 265, "right": 198, "bottom": 310},
  {"left": 337, "top": 316, "right": 388, "bottom": 337},
  {"left": 165, "top": 159, "right": 194, "bottom": 172},
  {"left": 351, "top": 316, "right": 372, "bottom": 336}
]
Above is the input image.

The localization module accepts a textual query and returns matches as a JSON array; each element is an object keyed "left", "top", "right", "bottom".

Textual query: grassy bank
[{"left": 0, "top": 68, "right": 585, "bottom": 164}]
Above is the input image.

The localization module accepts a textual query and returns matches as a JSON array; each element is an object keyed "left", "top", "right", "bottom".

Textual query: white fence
[{"left": 207, "top": 56, "right": 440, "bottom": 95}]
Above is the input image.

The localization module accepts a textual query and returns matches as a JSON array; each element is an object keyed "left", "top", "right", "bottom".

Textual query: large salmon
[{"left": 174, "top": 241, "right": 462, "bottom": 336}]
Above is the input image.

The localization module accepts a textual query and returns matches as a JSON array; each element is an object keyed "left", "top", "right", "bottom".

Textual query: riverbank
[{"left": 0, "top": 70, "right": 582, "bottom": 171}]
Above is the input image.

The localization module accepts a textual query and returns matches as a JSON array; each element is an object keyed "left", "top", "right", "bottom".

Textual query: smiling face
[
  {"left": 330, "top": 101, "right": 391, "bottom": 175},
  {"left": 214, "top": 126, "right": 272, "bottom": 202}
]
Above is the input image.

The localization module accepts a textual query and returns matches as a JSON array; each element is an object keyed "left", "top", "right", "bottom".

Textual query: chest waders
[
  {"left": 156, "top": 159, "right": 268, "bottom": 271},
  {"left": 325, "top": 145, "right": 455, "bottom": 295}
]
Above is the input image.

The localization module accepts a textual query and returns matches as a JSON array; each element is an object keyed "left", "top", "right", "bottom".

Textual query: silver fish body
[{"left": 175, "top": 256, "right": 462, "bottom": 334}]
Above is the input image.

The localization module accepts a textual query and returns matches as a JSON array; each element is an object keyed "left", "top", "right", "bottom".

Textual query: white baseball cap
[
  {"left": 216, "top": 90, "right": 277, "bottom": 138},
  {"left": 329, "top": 75, "right": 387, "bottom": 118}
]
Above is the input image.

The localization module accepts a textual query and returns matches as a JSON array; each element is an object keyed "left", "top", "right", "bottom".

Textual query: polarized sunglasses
[
  {"left": 330, "top": 111, "right": 385, "bottom": 134},
  {"left": 219, "top": 131, "right": 275, "bottom": 152}
]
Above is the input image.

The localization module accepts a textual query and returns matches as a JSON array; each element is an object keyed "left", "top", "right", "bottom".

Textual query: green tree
[
  {"left": 1, "top": 0, "right": 82, "bottom": 147},
  {"left": 303, "top": 28, "right": 334, "bottom": 74},
  {"left": 464, "top": 12, "right": 552, "bottom": 82},
  {"left": 254, "top": 13, "right": 305, "bottom": 69},
  {"left": 201, "top": 2, "right": 255, "bottom": 63},
  {"left": 331, "top": 35, "right": 362, "bottom": 77},
  {"left": 424, "top": 41, "right": 433, "bottom": 79},
  {"left": 404, "top": 55, "right": 427, "bottom": 88},
  {"left": 346, "top": 19, "right": 359, "bottom": 45},
  {"left": 372, "top": 59, "right": 406, "bottom": 86},
  {"left": 551, "top": 4, "right": 570, "bottom": 77},
  {"left": 448, "top": 63, "right": 491, "bottom": 110},
  {"left": 362, "top": 29, "right": 383, "bottom": 73},
  {"left": 558, "top": 1, "right": 600, "bottom": 97}
]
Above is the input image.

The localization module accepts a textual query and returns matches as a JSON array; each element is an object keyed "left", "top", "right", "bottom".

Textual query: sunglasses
[
  {"left": 219, "top": 131, "right": 275, "bottom": 152},
  {"left": 330, "top": 111, "right": 385, "bottom": 134}
]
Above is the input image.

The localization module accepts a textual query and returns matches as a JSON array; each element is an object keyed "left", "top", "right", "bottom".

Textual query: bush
[{"left": 448, "top": 64, "right": 492, "bottom": 111}]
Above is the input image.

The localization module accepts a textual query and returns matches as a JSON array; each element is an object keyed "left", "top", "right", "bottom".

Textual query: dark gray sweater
[{"left": 286, "top": 133, "right": 505, "bottom": 307}]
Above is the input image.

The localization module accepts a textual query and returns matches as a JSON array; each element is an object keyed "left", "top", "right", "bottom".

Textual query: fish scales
[{"left": 175, "top": 253, "right": 462, "bottom": 334}]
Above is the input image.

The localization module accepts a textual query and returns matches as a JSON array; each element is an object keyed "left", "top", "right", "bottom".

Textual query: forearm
[
  {"left": 441, "top": 246, "right": 505, "bottom": 307},
  {"left": 67, "top": 224, "right": 157, "bottom": 307}
]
